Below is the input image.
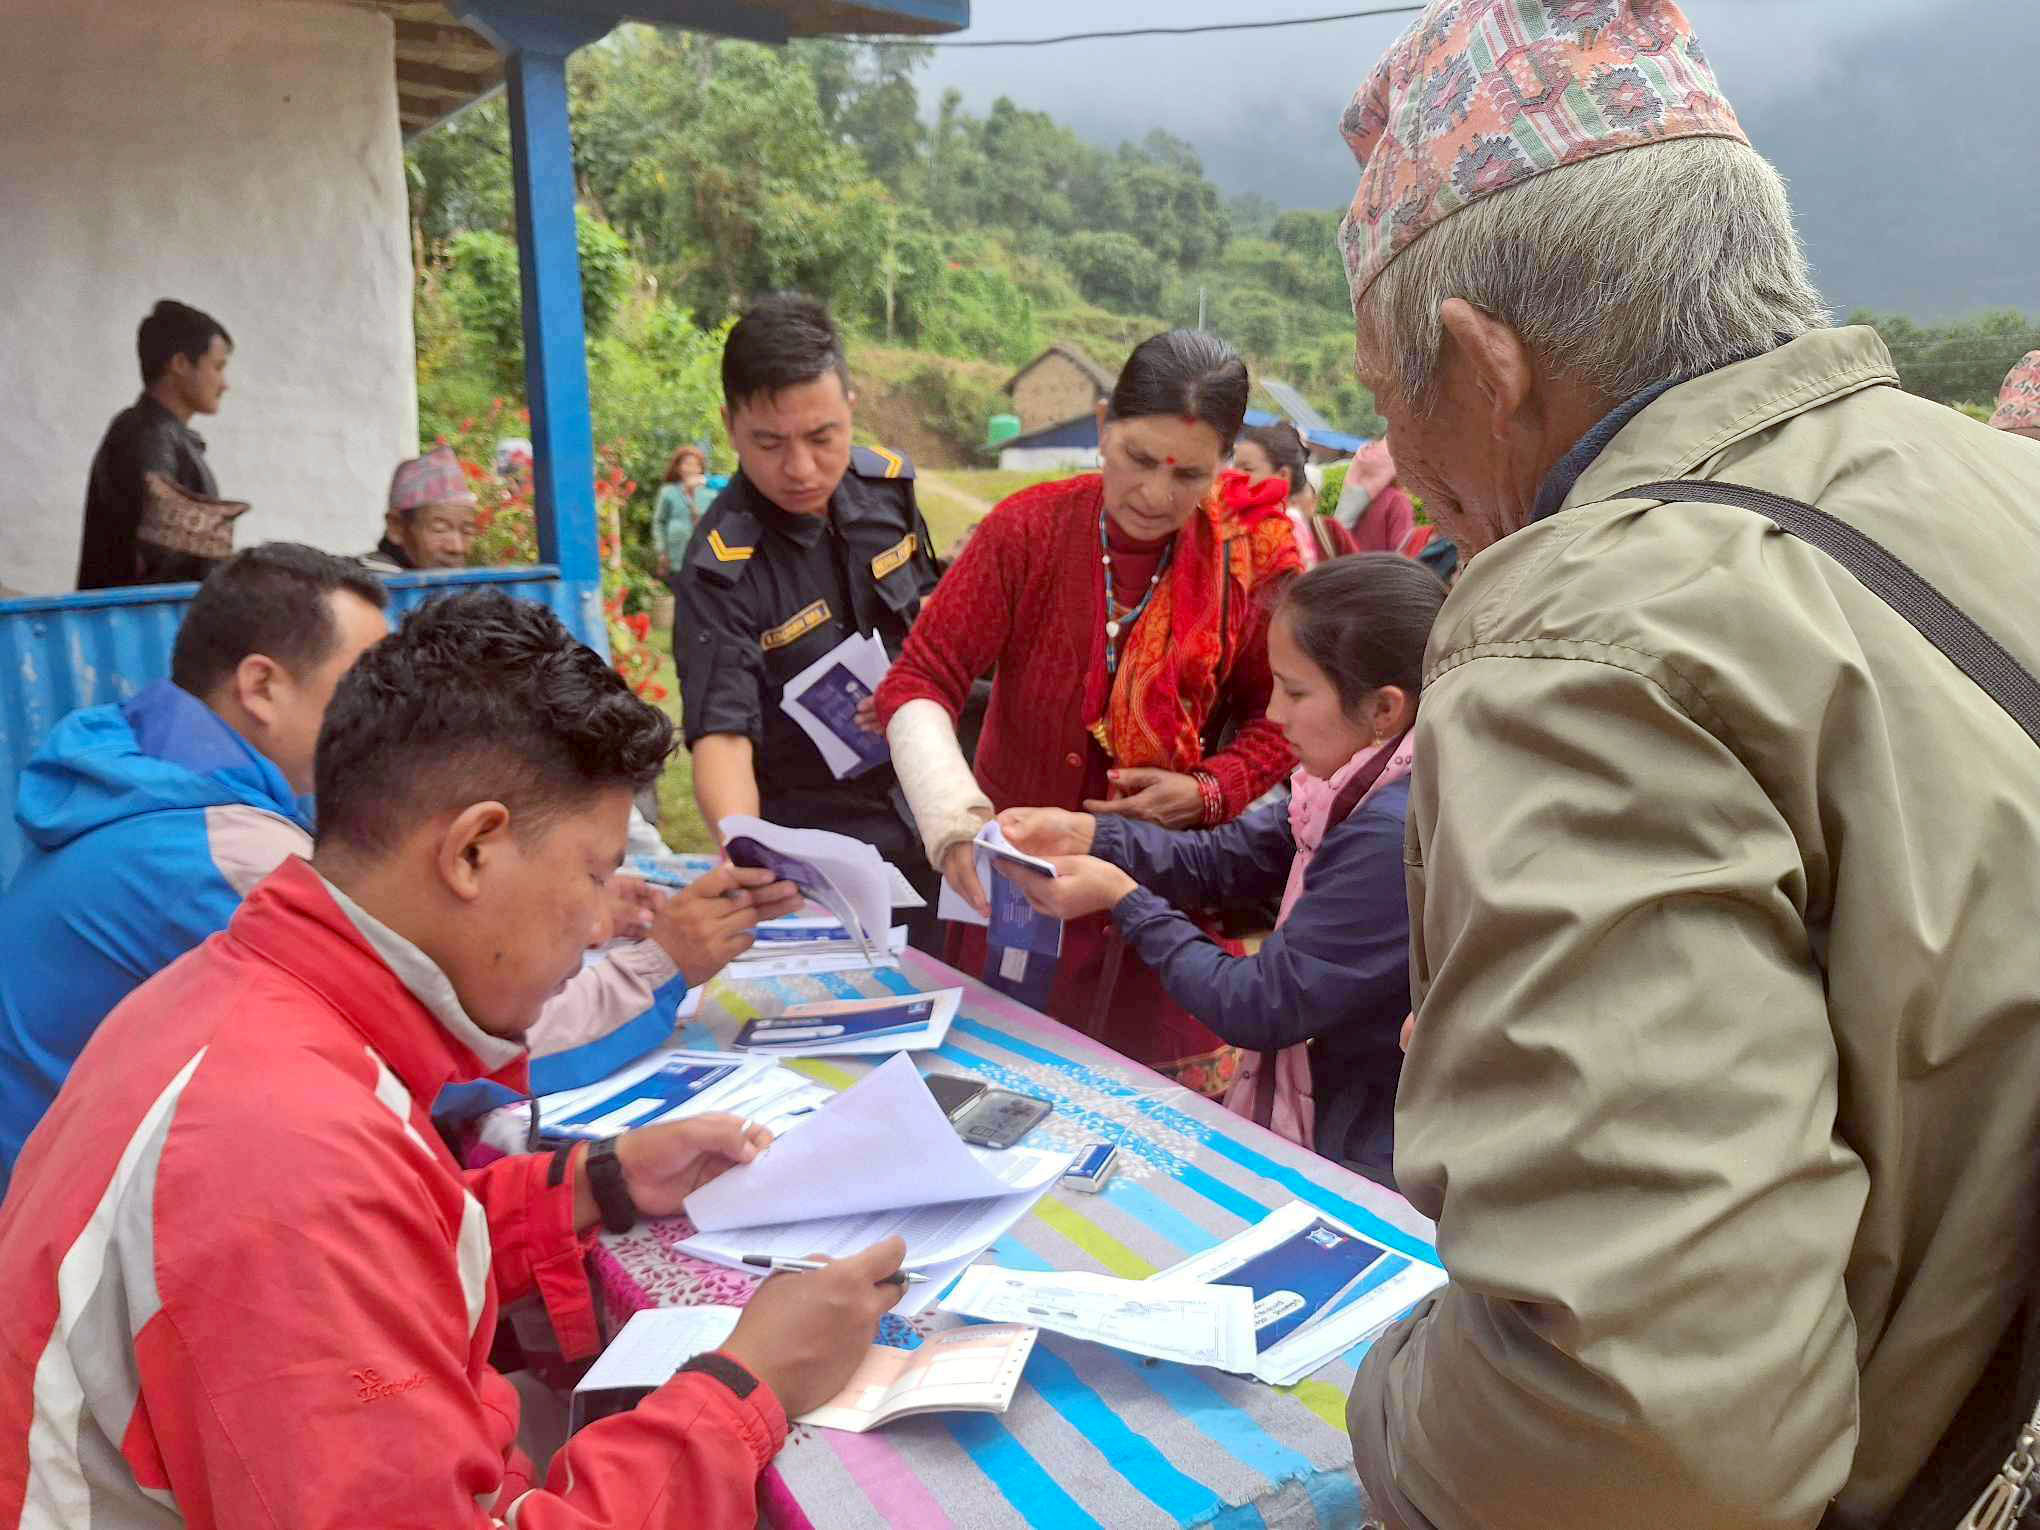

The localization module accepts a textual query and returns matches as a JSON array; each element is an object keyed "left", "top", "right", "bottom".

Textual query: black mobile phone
[
  {"left": 923, "top": 1072, "right": 987, "bottom": 1122},
  {"left": 954, "top": 1087, "right": 1053, "bottom": 1149}
]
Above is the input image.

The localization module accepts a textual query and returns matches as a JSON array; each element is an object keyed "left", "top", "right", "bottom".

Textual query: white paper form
[
  {"left": 723, "top": 926, "right": 908, "bottom": 979},
  {"left": 676, "top": 1174, "right": 1064, "bottom": 1318},
  {"left": 780, "top": 630, "right": 892, "bottom": 780},
  {"left": 718, "top": 815, "right": 895, "bottom": 966},
  {"left": 1149, "top": 1200, "right": 1448, "bottom": 1386},
  {"left": 683, "top": 1053, "right": 1066, "bottom": 1231},
  {"left": 944, "top": 1266, "right": 1257, "bottom": 1371}
]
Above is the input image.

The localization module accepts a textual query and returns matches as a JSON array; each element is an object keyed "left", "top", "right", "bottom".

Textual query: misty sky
[{"left": 920, "top": 0, "right": 2037, "bottom": 318}]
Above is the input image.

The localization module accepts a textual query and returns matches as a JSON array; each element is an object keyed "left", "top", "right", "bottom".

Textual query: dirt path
[
  {"left": 919, "top": 470, "right": 995, "bottom": 517},
  {"left": 916, "top": 471, "right": 996, "bottom": 556}
]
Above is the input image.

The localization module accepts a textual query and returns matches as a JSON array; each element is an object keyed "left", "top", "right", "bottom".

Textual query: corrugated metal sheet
[{"left": 0, "top": 566, "right": 599, "bottom": 886}]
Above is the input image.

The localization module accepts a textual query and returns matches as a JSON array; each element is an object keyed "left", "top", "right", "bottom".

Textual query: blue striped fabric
[{"left": 595, "top": 946, "right": 1440, "bottom": 1528}]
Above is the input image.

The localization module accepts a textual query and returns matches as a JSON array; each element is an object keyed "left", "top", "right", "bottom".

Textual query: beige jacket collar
[{"left": 1557, "top": 327, "right": 1899, "bottom": 517}]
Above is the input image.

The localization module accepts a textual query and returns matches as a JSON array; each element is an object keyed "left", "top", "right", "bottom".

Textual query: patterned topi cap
[
  {"left": 1989, "top": 351, "right": 2040, "bottom": 432},
  {"left": 1338, "top": 0, "right": 1747, "bottom": 310},
  {"left": 387, "top": 443, "right": 478, "bottom": 514}
]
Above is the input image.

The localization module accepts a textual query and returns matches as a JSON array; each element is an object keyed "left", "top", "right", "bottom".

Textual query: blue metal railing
[{"left": 0, "top": 565, "right": 600, "bottom": 886}]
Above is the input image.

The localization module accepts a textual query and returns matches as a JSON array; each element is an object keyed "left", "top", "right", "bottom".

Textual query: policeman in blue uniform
[{"left": 676, "top": 294, "right": 944, "bottom": 947}]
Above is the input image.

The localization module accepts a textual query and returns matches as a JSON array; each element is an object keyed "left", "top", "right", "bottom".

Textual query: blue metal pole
[
  {"left": 451, "top": 1, "right": 615, "bottom": 650},
  {"left": 503, "top": 47, "right": 603, "bottom": 649}
]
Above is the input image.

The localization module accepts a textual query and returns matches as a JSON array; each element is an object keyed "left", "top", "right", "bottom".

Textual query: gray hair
[{"left": 1357, "top": 137, "right": 1830, "bottom": 407}]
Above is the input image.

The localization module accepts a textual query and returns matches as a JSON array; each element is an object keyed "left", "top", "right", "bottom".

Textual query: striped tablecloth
[{"left": 589, "top": 947, "right": 1437, "bottom": 1530}]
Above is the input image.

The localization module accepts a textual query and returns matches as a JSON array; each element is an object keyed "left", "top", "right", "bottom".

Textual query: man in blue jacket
[
  {"left": 0, "top": 545, "right": 789, "bottom": 1187},
  {"left": 0, "top": 546, "right": 389, "bottom": 1176}
]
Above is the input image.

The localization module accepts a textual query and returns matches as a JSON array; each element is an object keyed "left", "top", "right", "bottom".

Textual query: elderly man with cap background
[
  {"left": 1337, "top": 4, "right": 2040, "bottom": 1529},
  {"left": 364, "top": 443, "right": 479, "bottom": 572},
  {"left": 1990, "top": 350, "right": 2040, "bottom": 442}
]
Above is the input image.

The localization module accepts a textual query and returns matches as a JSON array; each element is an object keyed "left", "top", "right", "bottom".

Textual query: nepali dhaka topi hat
[
  {"left": 1338, "top": 0, "right": 1747, "bottom": 309},
  {"left": 1989, "top": 351, "right": 2040, "bottom": 432},
  {"left": 388, "top": 443, "right": 478, "bottom": 513}
]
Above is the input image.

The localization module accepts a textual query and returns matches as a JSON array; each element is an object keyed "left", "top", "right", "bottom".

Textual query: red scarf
[{"left": 1094, "top": 470, "right": 1297, "bottom": 771}]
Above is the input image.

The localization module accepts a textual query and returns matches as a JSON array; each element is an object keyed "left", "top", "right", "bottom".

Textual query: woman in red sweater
[{"left": 875, "top": 331, "right": 1299, "bottom": 1083}]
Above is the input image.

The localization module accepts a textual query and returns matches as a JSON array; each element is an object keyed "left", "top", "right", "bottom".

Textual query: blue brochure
[
  {"left": 1222, "top": 1216, "right": 1396, "bottom": 1350},
  {"left": 791, "top": 662, "right": 888, "bottom": 775}
]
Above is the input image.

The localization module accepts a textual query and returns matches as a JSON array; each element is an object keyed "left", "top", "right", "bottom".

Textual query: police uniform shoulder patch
[
  {"left": 850, "top": 444, "right": 915, "bottom": 482},
  {"left": 688, "top": 506, "right": 760, "bottom": 585}
]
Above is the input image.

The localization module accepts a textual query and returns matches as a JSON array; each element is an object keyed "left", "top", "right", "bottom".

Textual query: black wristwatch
[
  {"left": 678, "top": 1350, "right": 760, "bottom": 1401},
  {"left": 583, "top": 1138, "right": 641, "bottom": 1234}
]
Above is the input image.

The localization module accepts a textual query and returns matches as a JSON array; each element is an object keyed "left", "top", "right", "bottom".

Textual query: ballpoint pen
[{"left": 740, "top": 1254, "right": 928, "bottom": 1286}]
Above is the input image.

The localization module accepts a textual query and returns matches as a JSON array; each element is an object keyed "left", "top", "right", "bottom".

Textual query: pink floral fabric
[
  {"left": 1990, "top": 350, "right": 2040, "bottom": 432},
  {"left": 1338, "top": 0, "right": 1746, "bottom": 307}
]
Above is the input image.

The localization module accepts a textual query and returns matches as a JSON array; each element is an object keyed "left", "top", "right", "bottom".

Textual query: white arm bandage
[{"left": 887, "top": 697, "right": 992, "bottom": 867}]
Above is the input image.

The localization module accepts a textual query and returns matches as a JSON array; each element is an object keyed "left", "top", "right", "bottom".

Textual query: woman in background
[
  {"left": 1234, "top": 421, "right": 1356, "bottom": 568},
  {"left": 998, "top": 554, "right": 1446, "bottom": 1184},
  {"left": 653, "top": 444, "right": 709, "bottom": 585},
  {"left": 876, "top": 330, "right": 1299, "bottom": 1087}
]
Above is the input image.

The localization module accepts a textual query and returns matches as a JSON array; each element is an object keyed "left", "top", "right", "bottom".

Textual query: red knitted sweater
[{"left": 876, "top": 474, "right": 1296, "bottom": 819}]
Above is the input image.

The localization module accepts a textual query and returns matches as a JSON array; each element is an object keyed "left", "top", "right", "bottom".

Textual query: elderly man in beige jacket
[{"left": 1337, "top": 5, "right": 2040, "bottom": 1530}]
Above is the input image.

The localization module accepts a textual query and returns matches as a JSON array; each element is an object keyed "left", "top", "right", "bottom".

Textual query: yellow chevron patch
[
  {"left": 868, "top": 444, "right": 904, "bottom": 479},
  {"left": 708, "top": 528, "right": 753, "bottom": 562},
  {"left": 870, "top": 532, "right": 917, "bottom": 580},
  {"left": 761, "top": 599, "right": 829, "bottom": 651}
]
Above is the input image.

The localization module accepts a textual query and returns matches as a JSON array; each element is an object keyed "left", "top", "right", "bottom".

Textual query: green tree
[
  {"left": 1849, "top": 307, "right": 2040, "bottom": 405},
  {"left": 1058, "top": 231, "right": 1164, "bottom": 315}
]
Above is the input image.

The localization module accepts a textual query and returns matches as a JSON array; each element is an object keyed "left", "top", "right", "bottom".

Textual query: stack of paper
[
  {"left": 535, "top": 1049, "right": 832, "bottom": 1142},
  {"left": 779, "top": 630, "right": 891, "bottom": 780},
  {"left": 571, "top": 1305, "right": 1037, "bottom": 1435},
  {"left": 944, "top": 1267, "right": 1257, "bottom": 1371},
  {"left": 1148, "top": 1200, "right": 1447, "bottom": 1386},
  {"left": 719, "top": 816, "right": 899, "bottom": 967},
  {"left": 733, "top": 988, "right": 961, "bottom": 1056},
  {"left": 678, "top": 1054, "right": 1074, "bottom": 1316}
]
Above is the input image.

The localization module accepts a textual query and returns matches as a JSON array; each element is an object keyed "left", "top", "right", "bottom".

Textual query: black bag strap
[
  {"left": 1628, "top": 479, "right": 2040, "bottom": 1530},
  {"left": 1624, "top": 480, "right": 2040, "bottom": 748}
]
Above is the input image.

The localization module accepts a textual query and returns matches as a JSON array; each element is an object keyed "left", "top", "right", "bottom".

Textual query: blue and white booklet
[
  {"left": 719, "top": 815, "right": 896, "bottom": 967},
  {"left": 937, "top": 821, "right": 1065, "bottom": 982},
  {"left": 732, "top": 987, "right": 962, "bottom": 1056},
  {"left": 1149, "top": 1200, "right": 1448, "bottom": 1386},
  {"left": 780, "top": 630, "right": 891, "bottom": 780}
]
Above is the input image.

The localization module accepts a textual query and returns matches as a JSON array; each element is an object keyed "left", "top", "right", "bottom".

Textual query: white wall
[
  {"left": 997, "top": 446, "right": 1102, "bottom": 473},
  {"left": 0, "top": 0, "right": 417, "bottom": 594}
]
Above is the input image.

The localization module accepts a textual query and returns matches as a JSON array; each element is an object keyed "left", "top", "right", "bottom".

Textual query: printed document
[
  {"left": 572, "top": 1306, "right": 1037, "bottom": 1433},
  {"left": 678, "top": 1054, "right": 1071, "bottom": 1316},
  {"left": 945, "top": 1266, "right": 1257, "bottom": 1371},
  {"left": 779, "top": 630, "right": 891, "bottom": 780},
  {"left": 1149, "top": 1200, "right": 1448, "bottom": 1386},
  {"left": 718, "top": 815, "right": 896, "bottom": 966},
  {"left": 733, "top": 987, "right": 961, "bottom": 1056}
]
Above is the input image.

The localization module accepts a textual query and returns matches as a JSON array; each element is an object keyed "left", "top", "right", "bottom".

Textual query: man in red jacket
[{"left": 0, "top": 588, "right": 904, "bottom": 1528}]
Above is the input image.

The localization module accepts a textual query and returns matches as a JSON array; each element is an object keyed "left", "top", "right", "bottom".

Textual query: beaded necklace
[{"left": 1098, "top": 506, "right": 1175, "bottom": 677}]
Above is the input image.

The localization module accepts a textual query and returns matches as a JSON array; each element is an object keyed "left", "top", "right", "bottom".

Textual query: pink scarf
[{"left": 1223, "top": 730, "right": 1417, "bottom": 1148}]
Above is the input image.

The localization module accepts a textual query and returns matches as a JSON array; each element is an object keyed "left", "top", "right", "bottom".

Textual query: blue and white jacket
[{"left": 0, "top": 680, "right": 686, "bottom": 1181}]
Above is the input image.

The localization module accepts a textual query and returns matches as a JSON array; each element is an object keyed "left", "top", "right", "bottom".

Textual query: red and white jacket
[{"left": 0, "top": 858, "right": 786, "bottom": 1528}]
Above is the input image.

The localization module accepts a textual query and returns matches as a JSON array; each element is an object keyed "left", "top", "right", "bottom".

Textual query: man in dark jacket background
[{"left": 77, "top": 299, "right": 232, "bottom": 589}]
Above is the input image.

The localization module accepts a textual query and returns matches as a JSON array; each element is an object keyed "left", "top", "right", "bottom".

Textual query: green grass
[
  {"left": 939, "top": 468, "right": 1072, "bottom": 507},
  {"left": 642, "top": 629, "right": 718, "bottom": 854}
]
